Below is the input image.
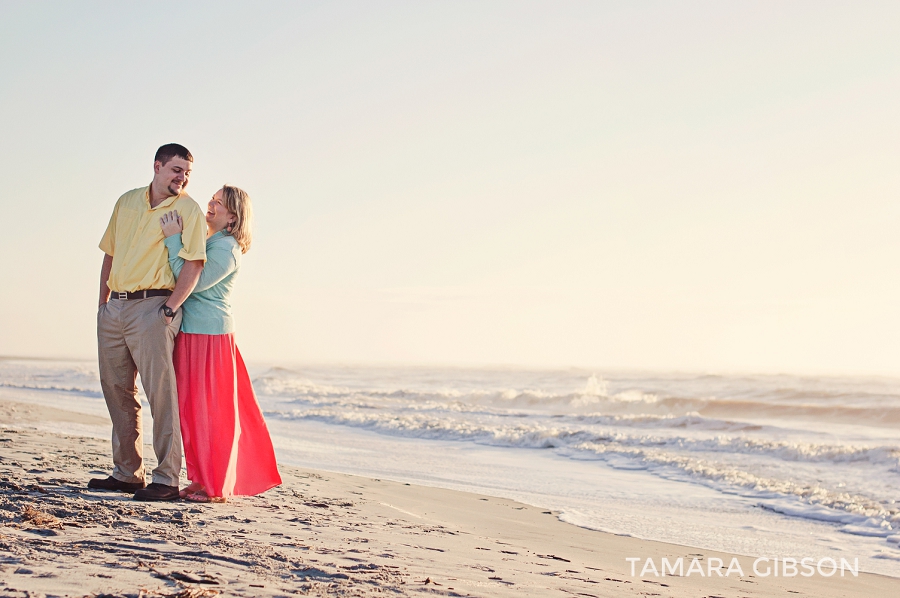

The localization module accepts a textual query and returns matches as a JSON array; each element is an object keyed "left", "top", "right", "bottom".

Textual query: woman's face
[{"left": 206, "top": 188, "right": 236, "bottom": 232}]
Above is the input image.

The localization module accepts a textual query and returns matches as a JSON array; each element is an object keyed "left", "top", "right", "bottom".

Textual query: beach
[
  {"left": 2, "top": 394, "right": 898, "bottom": 597},
  {"left": 4, "top": 358, "right": 900, "bottom": 576},
  {"left": 5, "top": 2, "right": 900, "bottom": 595}
]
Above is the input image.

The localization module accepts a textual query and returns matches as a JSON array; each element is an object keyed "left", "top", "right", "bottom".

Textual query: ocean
[{"left": 2, "top": 358, "right": 899, "bottom": 577}]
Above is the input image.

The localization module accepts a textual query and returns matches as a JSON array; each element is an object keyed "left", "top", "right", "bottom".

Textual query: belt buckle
[{"left": 117, "top": 292, "right": 128, "bottom": 300}]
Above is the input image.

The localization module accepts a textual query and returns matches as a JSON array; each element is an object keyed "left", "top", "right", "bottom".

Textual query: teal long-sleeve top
[{"left": 164, "top": 230, "right": 242, "bottom": 334}]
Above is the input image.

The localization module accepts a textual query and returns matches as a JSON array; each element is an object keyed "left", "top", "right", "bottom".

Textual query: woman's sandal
[
  {"left": 179, "top": 482, "right": 204, "bottom": 499},
  {"left": 185, "top": 490, "right": 226, "bottom": 503}
]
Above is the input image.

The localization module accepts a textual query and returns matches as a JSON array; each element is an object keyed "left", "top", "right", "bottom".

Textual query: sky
[{"left": 1, "top": 1, "right": 899, "bottom": 374}]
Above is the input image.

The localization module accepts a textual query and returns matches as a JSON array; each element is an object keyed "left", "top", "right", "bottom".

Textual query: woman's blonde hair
[{"left": 221, "top": 185, "right": 253, "bottom": 254}]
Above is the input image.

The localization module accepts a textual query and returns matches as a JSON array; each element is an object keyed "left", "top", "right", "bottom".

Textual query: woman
[{"left": 160, "top": 185, "right": 281, "bottom": 502}]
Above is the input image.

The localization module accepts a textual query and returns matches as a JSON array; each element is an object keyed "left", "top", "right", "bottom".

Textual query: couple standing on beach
[{"left": 89, "top": 143, "right": 282, "bottom": 503}]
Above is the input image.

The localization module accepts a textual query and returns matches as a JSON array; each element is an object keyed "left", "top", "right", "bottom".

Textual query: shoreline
[{"left": 1, "top": 397, "right": 897, "bottom": 597}]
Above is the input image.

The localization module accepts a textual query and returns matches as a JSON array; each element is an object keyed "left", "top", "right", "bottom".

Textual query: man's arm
[
  {"left": 99, "top": 254, "right": 113, "bottom": 307},
  {"left": 164, "top": 260, "right": 203, "bottom": 317}
]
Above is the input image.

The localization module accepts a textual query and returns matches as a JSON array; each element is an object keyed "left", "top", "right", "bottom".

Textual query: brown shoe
[
  {"left": 133, "top": 483, "right": 180, "bottom": 502},
  {"left": 88, "top": 476, "right": 146, "bottom": 492}
]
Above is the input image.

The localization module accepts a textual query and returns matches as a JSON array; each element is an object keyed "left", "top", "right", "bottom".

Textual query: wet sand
[{"left": 0, "top": 396, "right": 896, "bottom": 597}]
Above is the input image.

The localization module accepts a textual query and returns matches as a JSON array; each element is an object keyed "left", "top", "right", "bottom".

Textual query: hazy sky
[{"left": 1, "top": 2, "right": 899, "bottom": 374}]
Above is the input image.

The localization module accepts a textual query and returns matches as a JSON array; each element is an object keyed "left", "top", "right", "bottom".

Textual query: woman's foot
[
  {"left": 185, "top": 489, "right": 226, "bottom": 503},
  {"left": 179, "top": 482, "right": 204, "bottom": 499}
]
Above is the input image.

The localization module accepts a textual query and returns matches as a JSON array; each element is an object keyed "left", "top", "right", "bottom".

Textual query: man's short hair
[{"left": 154, "top": 143, "right": 193, "bottom": 166}]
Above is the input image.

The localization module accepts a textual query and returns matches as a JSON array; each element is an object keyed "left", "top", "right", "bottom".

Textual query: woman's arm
[
  {"left": 161, "top": 211, "right": 187, "bottom": 279},
  {"left": 165, "top": 235, "right": 237, "bottom": 292}
]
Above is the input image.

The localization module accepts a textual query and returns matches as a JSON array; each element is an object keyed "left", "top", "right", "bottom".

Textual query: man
[{"left": 90, "top": 143, "right": 206, "bottom": 501}]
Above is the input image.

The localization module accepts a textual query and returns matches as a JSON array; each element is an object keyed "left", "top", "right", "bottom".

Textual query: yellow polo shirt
[{"left": 99, "top": 186, "right": 206, "bottom": 293}]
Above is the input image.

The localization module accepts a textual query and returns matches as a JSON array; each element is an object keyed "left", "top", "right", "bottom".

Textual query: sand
[{"left": 0, "top": 396, "right": 896, "bottom": 597}]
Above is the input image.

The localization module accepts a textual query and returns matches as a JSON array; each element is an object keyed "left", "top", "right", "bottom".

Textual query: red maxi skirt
[{"left": 173, "top": 333, "right": 282, "bottom": 498}]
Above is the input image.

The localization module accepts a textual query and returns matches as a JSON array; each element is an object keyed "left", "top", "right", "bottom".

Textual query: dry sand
[{"left": 0, "top": 396, "right": 896, "bottom": 597}]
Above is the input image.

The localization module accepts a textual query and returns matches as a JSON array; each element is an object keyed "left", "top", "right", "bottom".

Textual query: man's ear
[{"left": 153, "top": 160, "right": 162, "bottom": 174}]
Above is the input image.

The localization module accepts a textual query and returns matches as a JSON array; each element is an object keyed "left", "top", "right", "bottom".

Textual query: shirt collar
[{"left": 144, "top": 185, "right": 182, "bottom": 211}]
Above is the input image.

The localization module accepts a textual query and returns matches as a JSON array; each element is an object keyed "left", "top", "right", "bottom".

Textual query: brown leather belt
[{"left": 109, "top": 289, "right": 172, "bottom": 300}]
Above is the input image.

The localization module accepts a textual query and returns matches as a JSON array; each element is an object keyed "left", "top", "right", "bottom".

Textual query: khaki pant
[{"left": 97, "top": 295, "right": 183, "bottom": 486}]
